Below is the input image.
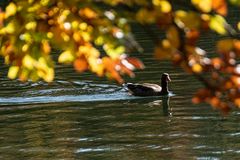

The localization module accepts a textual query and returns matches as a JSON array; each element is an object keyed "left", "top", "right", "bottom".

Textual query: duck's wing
[{"left": 142, "top": 83, "right": 162, "bottom": 92}]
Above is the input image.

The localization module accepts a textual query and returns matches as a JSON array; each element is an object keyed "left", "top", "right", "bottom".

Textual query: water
[{"left": 0, "top": 20, "right": 240, "bottom": 160}]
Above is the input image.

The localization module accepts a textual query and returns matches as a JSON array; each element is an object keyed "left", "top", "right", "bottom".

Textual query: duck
[{"left": 123, "top": 73, "right": 171, "bottom": 96}]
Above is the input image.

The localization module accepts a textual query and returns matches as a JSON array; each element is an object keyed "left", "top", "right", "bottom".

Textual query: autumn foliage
[{"left": 0, "top": 0, "right": 240, "bottom": 112}]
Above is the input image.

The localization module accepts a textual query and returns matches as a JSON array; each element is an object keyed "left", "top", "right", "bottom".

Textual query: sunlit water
[{"left": 0, "top": 15, "right": 240, "bottom": 160}]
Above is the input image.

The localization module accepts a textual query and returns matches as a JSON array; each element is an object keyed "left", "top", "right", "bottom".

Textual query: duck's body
[{"left": 123, "top": 73, "right": 171, "bottom": 96}]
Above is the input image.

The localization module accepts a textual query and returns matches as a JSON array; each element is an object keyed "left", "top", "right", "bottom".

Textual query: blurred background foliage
[{"left": 0, "top": 0, "right": 240, "bottom": 112}]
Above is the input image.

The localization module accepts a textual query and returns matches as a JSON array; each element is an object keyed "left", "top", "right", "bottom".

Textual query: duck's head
[{"left": 161, "top": 73, "right": 171, "bottom": 82}]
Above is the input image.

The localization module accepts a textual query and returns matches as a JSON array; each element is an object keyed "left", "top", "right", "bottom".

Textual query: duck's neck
[{"left": 160, "top": 80, "right": 169, "bottom": 94}]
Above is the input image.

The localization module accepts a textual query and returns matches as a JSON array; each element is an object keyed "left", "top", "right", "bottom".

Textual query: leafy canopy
[{"left": 0, "top": 0, "right": 240, "bottom": 112}]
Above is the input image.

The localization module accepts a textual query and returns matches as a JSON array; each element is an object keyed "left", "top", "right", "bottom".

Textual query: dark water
[{"left": 0, "top": 20, "right": 240, "bottom": 160}]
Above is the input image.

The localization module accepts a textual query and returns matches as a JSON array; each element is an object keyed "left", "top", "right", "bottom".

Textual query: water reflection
[
  {"left": 0, "top": 77, "right": 240, "bottom": 159},
  {"left": 162, "top": 96, "right": 171, "bottom": 116}
]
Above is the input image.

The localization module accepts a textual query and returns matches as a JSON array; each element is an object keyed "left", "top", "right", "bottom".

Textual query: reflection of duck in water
[
  {"left": 146, "top": 96, "right": 171, "bottom": 116},
  {"left": 162, "top": 96, "right": 171, "bottom": 116},
  {"left": 123, "top": 73, "right": 171, "bottom": 96}
]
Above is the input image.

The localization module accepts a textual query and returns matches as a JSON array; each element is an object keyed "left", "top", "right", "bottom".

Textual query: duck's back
[{"left": 124, "top": 83, "right": 162, "bottom": 96}]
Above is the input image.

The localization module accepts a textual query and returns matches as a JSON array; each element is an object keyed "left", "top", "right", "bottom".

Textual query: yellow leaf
[
  {"left": 58, "top": 50, "right": 75, "bottom": 63},
  {"left": 23, "top": 54, "right": 35, "bottom": 70},
  {"left": 36, "top": 57, "right": 54, "bottom": 82},
  {"left": 153, "top": 0, "right": 172, "bottom": 13},
  {"left": 88, "top": 57, "right": 104, "bottom": 76},
  {"left": 160, "top": 1, "right": 172, "bottom": 13},
  {"left": 209, "top": 15, "right": 227, "bottom": 34},
  {"left": 61, "top": 32, "right": 70, "bottom": 42},
  {"left": 25, "top": 21, "right": 37, "bottom": 30},
  {"left": 192, "top": 0, "right": 212, "bottom": 13},
  {"left": 40, "top": 0, "right": 50, "bottom": 6},
  {"left": 238, "top": 22, "right": 240, "bottom": 31},
  {"left": 4, "top": 21, "right": 16, "bottom": 34},
  {"left": 174, "top": 11, "right": 201, "bottom": 29},
  {"left": 95, "top": 36, "right": 104, "bottom": 45},
  {"left": 19, "top": 68, "right": 29, "bottom": 81},
  {"left": 5, "top": 2, "right": 17, "bottom": 18},
  {"left": 79, "top": 22, "right": 88, "bottom": 30},
  {"left": 20, "top": 33, "right": 32, "bottom": 42},
  {"left": 47, "top": 32, "right": 53, "bottom": 39},
  {"left": 154, "top": 40, "right": 173, "bottom": 60},
  {"left": 136, "top": 8, "right": 156, "bottom": 24},
  {"left": 8, "top": 66, "right": 19, "bottom": 79},
  {"left": 71, "top": 21, "right": 79, "bottom": 29},
  {"left": 28, "top": 3, "right": 41, "bottom": 12},
  {"left": 22, "top": 44, "right": 29, "bottom": 52},
  {"left": 81, "top": 32, "right": 91, "bottom": 41},
  {"left": 43, "top": 68, "right": 54, "bottom": 82}
]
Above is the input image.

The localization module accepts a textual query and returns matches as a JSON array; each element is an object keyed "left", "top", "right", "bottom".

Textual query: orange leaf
[
  {"left": 172, "top": 53, "right": 183, "bottom": 64},
  {"left": 192, "top": 96, "right": 201, "bottom": 104},
  {"left": 166, "top": 25, "right": 180, "bottom": 48},
  {"left": 212, "top": 0, "right": 227, "bottom": 16},
  {"left": 231, "top": 76, "right": 240, "bottom": 85},
  {"left": 219, "top": 102, "right": 230, "bottom": 114},
  {"left": 186, "top": 29, "right": 200, "bottom": 45},
  {"left": 110, "top": 71, "right": 124, "bottom": 84},
  {"left": 211, "top": 58, "right": 223, "bottom": 69},
  {"left": 156, "top": 13, "right": 172, "bottom": 28},
  {"left": 102, "top": 57, "right": 124, "bottom": 83},
  {"left": 125, "top": 57, "right": 145, "bottom": 69},
  {"left": 195, "top": 88, "right": 211, "bottom": 99},
  {"left": 102, "top": 57, "right": 115, "bottom": 72},
  {"left": 74, "top": 57, "right": 88, "bottom": 72},
  {"left": 233, "top": 40, "right": 240, "bottom": 56},
  {"left": 120, "top": 63, "right": 135, "bottom": 78},
  {"left": 192, "top": 0, "right": 212, "bottom": 13},
  {"left": 41, "top": 41, "right": 51, "bottom": 54},
  {"left": 209, "top": 97, "right": 221, "bottom": 108},
  {"left": 216, "top": 39, "right": 233, "bottom": 53},
  {"left": 79, "top": 7, "right": 97, "bottom": 19},
  {"left": 234, "top": 98, "right": 240, "bottom": 107}
]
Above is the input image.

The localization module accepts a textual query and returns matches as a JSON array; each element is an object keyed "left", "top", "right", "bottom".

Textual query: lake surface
[{"left": 0, "top": 16, "right": 240, "bottom": 160}]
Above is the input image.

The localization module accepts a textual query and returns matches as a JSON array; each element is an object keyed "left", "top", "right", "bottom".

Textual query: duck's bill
[{"left": 167, "top": 76, "right": 171, "bottom": 82}]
